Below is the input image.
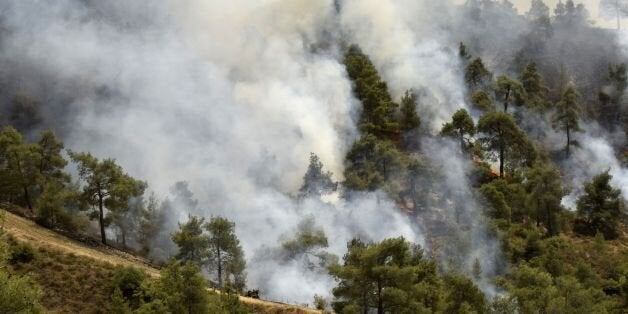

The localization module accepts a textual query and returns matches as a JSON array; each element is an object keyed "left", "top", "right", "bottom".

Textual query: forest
[{"left": 0, "top": 0, "right": 627, "bottom": 313}]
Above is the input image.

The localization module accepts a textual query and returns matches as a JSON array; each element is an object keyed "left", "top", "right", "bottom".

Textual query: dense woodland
[{"left": 1, "top": 0, "right": 628, "bottom": 313}]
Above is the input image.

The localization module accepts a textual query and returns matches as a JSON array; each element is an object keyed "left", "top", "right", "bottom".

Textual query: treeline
[{"left": 329, "top": 9, "right": 627, "bottom": 311}]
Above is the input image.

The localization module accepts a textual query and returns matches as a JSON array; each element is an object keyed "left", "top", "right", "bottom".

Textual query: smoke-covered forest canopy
[{"left": 0, "top": 0, "right": 627, "bottom": 313}]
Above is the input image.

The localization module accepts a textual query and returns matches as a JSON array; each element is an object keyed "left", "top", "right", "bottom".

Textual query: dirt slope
[{"left": 1, "top": 209, "right": 321, "bottom": 314}]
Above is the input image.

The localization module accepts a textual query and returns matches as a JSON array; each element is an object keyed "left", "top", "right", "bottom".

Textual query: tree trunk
[
  {"left": 499, "top": 145, "right": 505, "bottom": 178},
  {"left": 566, "top": 126, "right": 571, "bottom": 158},
  {"left": 377, "top": 280, "right": 383, "bottom": 314},
  {"left": 217, "top": 247, "right": 223, "bottom": 289},
  {"left": 121, "top": 228, "right": 126, "bottom": 248},
  {"left": 546, "top": 206, "right": 554, "bottom": 236},
  {"left": 23, "top": 186, "right": 32, "bottom": 210},
  {"left": 98, "top": 193, "right": 107, "bottom": 245},
  {"left": 459, "top": 129, "right": 465, "bottom": 153}
]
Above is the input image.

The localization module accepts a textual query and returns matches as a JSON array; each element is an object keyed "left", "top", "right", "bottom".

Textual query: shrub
[
  {"left": 110, "top": 266, "right": 145, "bottom": 307},
  {"left": 9, "top": 243, "right": 35, "bottom": 264}
]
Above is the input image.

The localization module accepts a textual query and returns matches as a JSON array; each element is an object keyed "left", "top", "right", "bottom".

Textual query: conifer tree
[
  {"left": 575, "top": 171, "right": 624, "bottom": 239},
  {"left": 204, "top": 217, "right": 246, "bottom": 291},
  {"left": 441, "top": 109, "right": 476, "bottom": 152},
  {"left": 552, "top": 86, "right": 582, "bottom": 158}
]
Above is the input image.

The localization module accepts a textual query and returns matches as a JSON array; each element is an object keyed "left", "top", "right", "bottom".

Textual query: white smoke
[{"left": 0, "top": 0, "right": 424, "bottom": 303}]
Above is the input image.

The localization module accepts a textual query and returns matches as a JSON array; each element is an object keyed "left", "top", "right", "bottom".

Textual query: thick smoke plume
[{"left": 1, "top": 0, "right": 626, "bottom": 305}]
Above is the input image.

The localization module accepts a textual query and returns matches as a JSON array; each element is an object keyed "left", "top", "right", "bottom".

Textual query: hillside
[{"left": 1, "top": 209, "right": 321, "bottom": 314}]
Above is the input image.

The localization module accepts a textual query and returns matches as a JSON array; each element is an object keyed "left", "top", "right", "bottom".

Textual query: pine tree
[
  {"left": 524, "top": 163, "right": 565, "bottom": 236},
  {"left": 204, "top": 217, "right": 246, "bottom": 291},
  {"left": 465, "top": 58, "right": 492, "bottom": 92},
  {"left": 399, "top": 89, "right": 421, "bottom": 132},
  {"left": 552, "top": 86, "right": 582, "bottom": 158},
  {"left": 344, "top": 45, "right": 399, "bottom": 137},
  {"left": 172, "top": 216, "right": 209, "bottom": 266},
  {"left": 299, "top": 153, "right": 336, "bottom": 197},
  {"left": 441, "top": 109, "right": 476, "bottom": 153},
  {"left": 69, "top": 151, "right": 146, "bottom": 245},
  {"left": 520, "top": 63, "right": 549, "bottom": 110},
  {"left": 574, "top": 171, "right": 624, "bottom": 239},
  {"left": 495, "top": 75, "right": 526, "bottom": 113}
]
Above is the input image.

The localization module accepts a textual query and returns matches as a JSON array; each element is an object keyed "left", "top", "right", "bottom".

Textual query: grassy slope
[{"left": 1, "top": 209, "right": 321, "bottom": 314}]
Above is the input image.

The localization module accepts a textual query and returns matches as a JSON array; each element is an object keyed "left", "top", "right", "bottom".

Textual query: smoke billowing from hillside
[{"left": 0, "top": 0, "right": 626, "bottom": 304}]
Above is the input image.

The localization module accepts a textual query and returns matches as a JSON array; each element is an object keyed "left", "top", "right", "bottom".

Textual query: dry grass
[{"left": 1, "top": 209, "right": 322, "bottom": 314}]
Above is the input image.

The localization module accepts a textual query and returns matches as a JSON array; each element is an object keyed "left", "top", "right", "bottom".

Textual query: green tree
[
  {"left": 441, "top": 109, "right": 476, "bottom": 152},
  {"left": 172, "top": 216, "right": 209, "bottom": 266},
  {"left": 477, "top": 112, "right": 536, "bottom": 177},
  {"left": 281, "top": 217, "right": 337, "bottom": 269},
  {"left": 459, "top": 42, "right": 472, "bottom": 62},
  {"left": 553, "top": 86, "right": 583, "bottom": 158},
  {"left": 69, "top": 151, "right": 146, "bottom": 245},
  {"left": 0, "top": 126, "right": 40, "bottom": 210},
  {"left": 399, "top": 89, "right": 421, "bottom": 132},
  {"left": 34, "top": 180, "right": 80, "bottom": 231},
  {"left": 344, "top": 135, "right": 405, "bottom": 191},
  {"left": 299, "top": 153, "right": 337, "bottom": 198},
  {"left": 138, "top": 193, "right": 165, "bottom": 255},
  {"left": 142, "top": 260, "right": 210, "bottom": 314},
  {"left": 204, "top": 217, "right": 246, "bottom": 291},
  {"left": 494, "top": 75, "right": 526, "bottom": 113},
  {"left": 443, "top": 274, "right": 487, "bottom": 314},
  {"left": 574, "top": 171, "right": 624, "bottom": 239},
  {"left": 111, "top": 266, "right": 145, "bottom": 308},
  {"left": 598, "top": 63, "right": 627, "bottom": 131},
  {"left": 470, "top": 90, "right": 495, "bottom": 112},
  {"left": 36, "top": 130, "right": 68, "bottom": 190},
  {"left": 524, "top": 164, "right": 565, "bottom": 236},
  {"left": 344, "top": 45, "right": 399, "bottom": 137},
  {"left": 329, "top": 237, "right": 444, "bottom": 314},
  {"left": 519, "top": 63, "right": 549, "bottom": 110},
  {"left": 465, "top": 58, "right": 492, "bottom": 92}
]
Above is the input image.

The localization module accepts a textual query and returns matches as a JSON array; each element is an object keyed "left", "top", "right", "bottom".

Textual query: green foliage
[
  {"left": 299, "top": 153, "right": 337, "bottom": 198},
  {"left": 470, "top": 90, "right": 494, "bottom": 112},
  {"left": 465, "top": 58, "right": 492, "bottom": 92},
  {"left": 441, "top": 109, "right": 476, "bottom": 152},
  {"left": 519, "top": 62, "right": 549, "bottom": 110},
  {"left": 329, "top": 237, "right": 446, "bottom": 314},
  {"left": 172, "top": 215, "right": 208, "bottom": 266},
  {"left": 9, "top": 243, "right": 36, "bottom": 264},
  {"left": 524, "top": 163, "right": 565, "bottom": 236},
  {"left": 344, "top": 45, "right": 399, "bottom": 136},
  {"left": 494, "top": 75, "right": 526, "bottom": 112},
  {"left": 204, "top": 216, "right": 246, "bottom": 291},
  {"left": 399, "top": 89, "right": 421, "bottom": 132},
  {"left": 574, "top": 171, "right": 624, "bottom": 239},
  {"left": 477, "top": 111, "right": 536, "bottom": 177},
  {"left": 553, "top": 86, "right": 583, "bottom": 158},
  {"left": 0, "top": 270, "right": 43, "bottom": 314},
  {"left": 141, "top": 260, "right": 211, "bottom": 314},
  {"left": 443, "top": 274, "right": 487, "bottom": 314},
  {"left": 0, "top": 126, "right": 40, "bottom": 209},
  {"left": 281, "top": 217, "right": 337, "bottom": 269},
  {"left": 111, "top": 266, "right": 145, "bottom": 308},
  {"left": 34, "top": 180, "right": 81, "bottom": 231},
  {"left": 138, "top": 193, "right": 165, "bottom": 256},
  {"left": 110, "top": 288, "right": 132, "bottom": 314},
  {"left": 0, "top": 237, "right": 42, "bottom": 314},
  {"left": 69, "top": 151, "right": 147, "bottom": 245},
  {"left": 344, "top": 134, "right": 405, "bottom": 191}
]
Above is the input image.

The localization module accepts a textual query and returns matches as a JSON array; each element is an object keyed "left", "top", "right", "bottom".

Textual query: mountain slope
[{"left": 1, "top": 209, "right": 322, "bottom": 314}]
